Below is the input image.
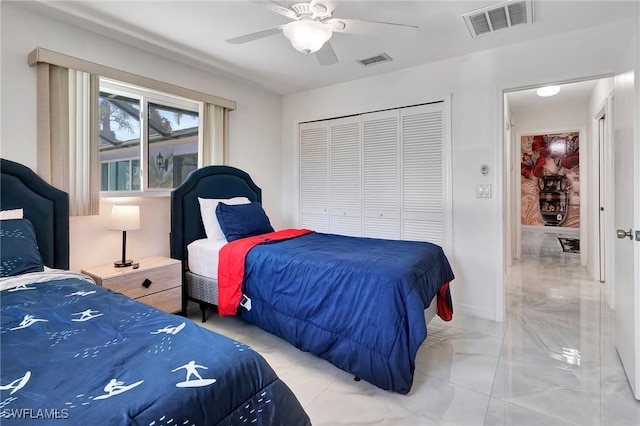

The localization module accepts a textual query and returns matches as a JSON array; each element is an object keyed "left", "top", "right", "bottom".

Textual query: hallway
[{"left": 485, "top": 233, "right": 640, "bottom": 424}]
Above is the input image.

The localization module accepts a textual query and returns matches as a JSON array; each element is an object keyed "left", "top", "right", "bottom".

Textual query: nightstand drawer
[
  {"left": 101, "top": 264, "right": 181, "bottom": 300},
  {"left": 81, "top": 256, "right": 183, "bottom": 315},
  {"left": 137, "top": 286, "right": 182, "bottom": 313}
]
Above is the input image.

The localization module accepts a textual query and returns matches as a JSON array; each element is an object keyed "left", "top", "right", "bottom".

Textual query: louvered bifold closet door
[
  {"left": 401, "top": 103, "right": 446, "bottom": 245},
  {"left": 299, "top": 121, "right": 330, "bottom": 232},
  {"left": 362, "top": 110, "right": 400, "bottom": 240},
  {"left": 330, "top": 116, "right": 362, "bottom": 236}
]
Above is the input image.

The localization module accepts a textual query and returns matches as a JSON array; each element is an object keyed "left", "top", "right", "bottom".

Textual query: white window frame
[
  {"left": 100, "top": 157, "right": 141, "bottom": 192},
  {"left": 99, "top": 78, "right": 203, "bottom": 197}
]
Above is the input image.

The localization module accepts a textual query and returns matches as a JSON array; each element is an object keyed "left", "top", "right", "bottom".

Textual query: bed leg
[
  {"left": 353, "top": 375, "right": 361, "bottom": 382},
  {"left": 199, "top": 302, "right": 207, "bottom": 323}
]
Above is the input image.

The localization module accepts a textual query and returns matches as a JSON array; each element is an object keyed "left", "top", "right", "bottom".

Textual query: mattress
[{"left": 187, "top": 238, "right": 226, "bottom": 279}]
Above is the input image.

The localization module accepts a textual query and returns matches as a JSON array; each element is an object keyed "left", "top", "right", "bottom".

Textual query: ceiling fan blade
[
  {"left": 328, "top": 18, "right": 419, "bottom": 38},
  {"left": 315, "top": 41, "right": 338, "bottom": 66},
  {"left": 250, "top": 0, "right": 297, "bottom": 20},
  {"left": 226, "top": 26, "right": 284, "bottom": 44}
]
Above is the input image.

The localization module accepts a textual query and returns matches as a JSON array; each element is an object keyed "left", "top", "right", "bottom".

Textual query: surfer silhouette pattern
[
  {"left": 2, "top": 275, "right": 311, "bottom": 425},
  {"left": 0, "top": 371, "right": 31, "bottom": 395},
  {"left": 66, "top": 290, "right": 96, "bottom": 297},
  {"left": 151, "top": 322, "right": 186, "bottom": 335},
  {"left": 71, "top": 309, "right": 103, "bottom": 322},
  {"left": 171, "top": 361, "right": 216, "bottom": 388},
  {"left": 93, "top": 378, "right": 144, "bottom": 400},
  {"left": 9, "top": 314, "right": 47, "bottom": 330},
  {"left": 8, "top": 284, "right": 36, "bottom": 292}
]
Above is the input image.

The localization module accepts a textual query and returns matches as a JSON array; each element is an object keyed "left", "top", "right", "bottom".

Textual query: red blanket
[
  {"left": 437, "top": 281, "right": 453, "bottom": 321},
  {"left": 217, "top": 229, "right": 312, "bottom": 316}
]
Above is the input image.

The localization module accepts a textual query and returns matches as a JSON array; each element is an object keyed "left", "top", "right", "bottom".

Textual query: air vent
[
  {"left": 356, "top": 53, "right": 392, "bottom": 67},
  {"left": 463, "top": 0, "right": 533, "bottom": 38}
]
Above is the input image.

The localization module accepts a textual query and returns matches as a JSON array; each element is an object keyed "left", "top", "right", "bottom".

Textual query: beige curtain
[
  {"left": 37, "top": 64, "right": 99, "bottom": 216},
  {"left": 202, "top": 103, "right": 227, "bottom": 166}
]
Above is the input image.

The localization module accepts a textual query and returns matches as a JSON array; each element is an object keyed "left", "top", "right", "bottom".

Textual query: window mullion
[{"left": 140, "top": 96, "right": 149, "bottom": 192}]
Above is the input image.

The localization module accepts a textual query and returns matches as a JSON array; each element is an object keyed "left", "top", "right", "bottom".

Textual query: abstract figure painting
[{"left": 520, "top": 132, "right": 580, "bottom": 228}]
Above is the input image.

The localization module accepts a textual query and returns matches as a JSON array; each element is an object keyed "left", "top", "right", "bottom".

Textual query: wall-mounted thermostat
[{"left": 480, "top": 164, "right": 489, "bottom": 176}]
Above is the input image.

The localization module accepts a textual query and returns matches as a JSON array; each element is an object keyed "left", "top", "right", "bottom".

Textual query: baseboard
[
  {"left": 521, "top": 225, "right": 580, "bottom": 235},
  {"left": 454, "top": 303, "right": 497, "bottom": 321}
]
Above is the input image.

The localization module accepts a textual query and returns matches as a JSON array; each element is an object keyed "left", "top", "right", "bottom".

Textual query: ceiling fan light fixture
[{"left": 283, "top": 20, "right": 332, "bottom": 54}]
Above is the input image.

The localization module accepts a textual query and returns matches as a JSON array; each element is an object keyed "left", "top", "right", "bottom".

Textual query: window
[{"left": 99, "top": 79, "right": 201, "bottom": 195}]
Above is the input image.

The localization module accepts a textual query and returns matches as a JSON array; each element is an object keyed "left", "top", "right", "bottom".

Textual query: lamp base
[{"left": 114, "top": 260, "right": 134, "bottom": 268}]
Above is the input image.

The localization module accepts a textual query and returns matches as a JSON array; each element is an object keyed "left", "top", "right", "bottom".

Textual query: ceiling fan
[{"left": 226, "top": 0, "right": 419, "bottom": 65}]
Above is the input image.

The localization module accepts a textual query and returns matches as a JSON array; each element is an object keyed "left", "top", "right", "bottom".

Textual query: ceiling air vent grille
[
  {"left": 356, "top": 53, "right": 392, "bottom": 67},
  {"left": 463, "top": 0, "right": 533, "bottom": 38}
]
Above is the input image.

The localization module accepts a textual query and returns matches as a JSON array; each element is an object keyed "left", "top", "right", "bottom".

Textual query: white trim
[
  {"left": 521, "top": 224, "right": 579, "bottom": 234},
  {"left": 495, "top": 86, "right": 506, "bottom": 322},
  {"left": 455, "top": 302, "right": 495, "bottom": 321},
  {"left": 443, "top": 95, "right": 454, "bottom": 257}
]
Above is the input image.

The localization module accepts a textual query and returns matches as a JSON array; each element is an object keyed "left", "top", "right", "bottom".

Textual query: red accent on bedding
[
  {"left": 217, "top": 228, "right": 313, "bottom": 316},
  {"left": 437, "top": 281, "right": 453, "bottom": 321}
]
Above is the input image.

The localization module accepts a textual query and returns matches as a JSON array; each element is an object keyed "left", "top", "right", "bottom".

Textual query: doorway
[{"left": 504, "top": 77, "right": 614, "bottom": 284}]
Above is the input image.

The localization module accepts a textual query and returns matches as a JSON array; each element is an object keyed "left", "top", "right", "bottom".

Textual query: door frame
[
  {"left": 593, "top": 96, "right": 616, "bottom": 305},
  {"left": 498, "top": 76, "right": 615, "bottom": 323}
]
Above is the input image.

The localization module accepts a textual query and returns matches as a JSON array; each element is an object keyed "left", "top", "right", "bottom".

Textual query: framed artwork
[{"left": 520, "top": 132, "right": 580, "bottom": 228}]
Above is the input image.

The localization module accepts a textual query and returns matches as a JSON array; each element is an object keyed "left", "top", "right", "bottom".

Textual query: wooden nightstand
[{"left": 81, "top": 256, "right": 182, "bottom": 314}]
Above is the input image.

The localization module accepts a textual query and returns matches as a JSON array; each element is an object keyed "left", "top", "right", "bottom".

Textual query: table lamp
[{"left": 110, "top": 205, "right": 140, "bottom": 268}]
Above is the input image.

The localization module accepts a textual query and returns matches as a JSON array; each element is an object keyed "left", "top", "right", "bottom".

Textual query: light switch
[{"left": 476, "top": 184, "right": 492, "bottom": 198}]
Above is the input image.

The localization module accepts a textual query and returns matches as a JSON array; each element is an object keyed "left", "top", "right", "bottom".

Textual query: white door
[
  {"left": 400, "top": 103, "right": 447, "bottom": 246},
  {"left": 299, "top": 121, "right": 330, "bottom": 232},
  {"left": 329, "top": 116, "right": 362, "bottom": 237},
  {"left": 614, "top": 34, "right": 640, "bottom": 400},
  {"left": 361, "top": 110, "right": 401, "bottom": 239}
]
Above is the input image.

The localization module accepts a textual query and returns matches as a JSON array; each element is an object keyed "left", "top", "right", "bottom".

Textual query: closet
[{"left": 299, "top": 101, "right": 450, "bottom": 248}]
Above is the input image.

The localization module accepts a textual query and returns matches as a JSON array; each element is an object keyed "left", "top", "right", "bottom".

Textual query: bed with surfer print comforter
[{"left": 0, "top": 270, "right": 310, "bottom": 426}]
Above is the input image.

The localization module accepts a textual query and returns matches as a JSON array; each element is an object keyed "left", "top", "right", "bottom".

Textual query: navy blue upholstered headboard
[
  {"left": 170, "top": 166, "right": 262, "bottom": 262},
  {"left": 0, "top": 158, "right": 70, "bottom": 269}
]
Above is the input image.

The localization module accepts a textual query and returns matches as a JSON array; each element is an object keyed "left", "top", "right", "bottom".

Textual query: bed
[
  {"left": 0, "top": 158, "right": 310, "bottom": 425},
  {"left": 170, "top": 165, "right": 455, "bottom": 395}
]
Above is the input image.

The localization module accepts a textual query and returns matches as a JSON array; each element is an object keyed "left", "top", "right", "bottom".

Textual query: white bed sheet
[
  {"left": 0, "top": 270, "right": 96, "bottom": 291},
  {"left": 187, "top": 238, "right": 227, "bottom": 279}
]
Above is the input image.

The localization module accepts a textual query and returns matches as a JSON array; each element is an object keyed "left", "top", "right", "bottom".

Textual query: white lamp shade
[
  {"left": 110, "top": 205, "right": 140, "bottom": 231},
  {"left": 283, "top": 20, "right": 332, "bottom": 54}
]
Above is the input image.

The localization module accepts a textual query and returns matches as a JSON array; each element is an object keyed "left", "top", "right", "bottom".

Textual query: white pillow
[
  {"left": 0, "top": 208, "right": 23, "bottom": 220},
  {"left": 198, "top": 197, "right": 250, "bottom": 240}
]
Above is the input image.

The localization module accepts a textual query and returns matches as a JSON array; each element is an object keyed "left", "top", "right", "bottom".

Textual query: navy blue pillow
[
  {"left": 216, "top": 202, "right": 274, "bottom": 242},
  {"left": 0, "top": 218, "right": 44, "bottom": 277}
]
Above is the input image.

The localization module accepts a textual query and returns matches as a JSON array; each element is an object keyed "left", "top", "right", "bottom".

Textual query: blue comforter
[
  {"left": 239, "top": 232, "right": 454, "bottom": 394},
  {"left": 0, "top": 272, "right": 309, "bottom": 425}
]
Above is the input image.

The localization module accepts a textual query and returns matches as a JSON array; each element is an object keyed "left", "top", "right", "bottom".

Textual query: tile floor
[{"left": 192, "top": 233, "right": 640, "bottom": 425}]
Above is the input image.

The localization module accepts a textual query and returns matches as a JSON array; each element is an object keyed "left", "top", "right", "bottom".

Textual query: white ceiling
[
  {"left": 20, "top": 0, "right": 638, "bottom": 96},
  {"left": 507, "top": 79, "right": 601, "bottom": 112}
]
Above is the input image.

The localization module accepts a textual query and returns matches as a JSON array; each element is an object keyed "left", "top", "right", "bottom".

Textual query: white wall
[
  {"left": 0, "top": 3, "right": 283, "bottom": 271},
  {"left": 282, "top": 19, "right": 639, "bottom": 321}
]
